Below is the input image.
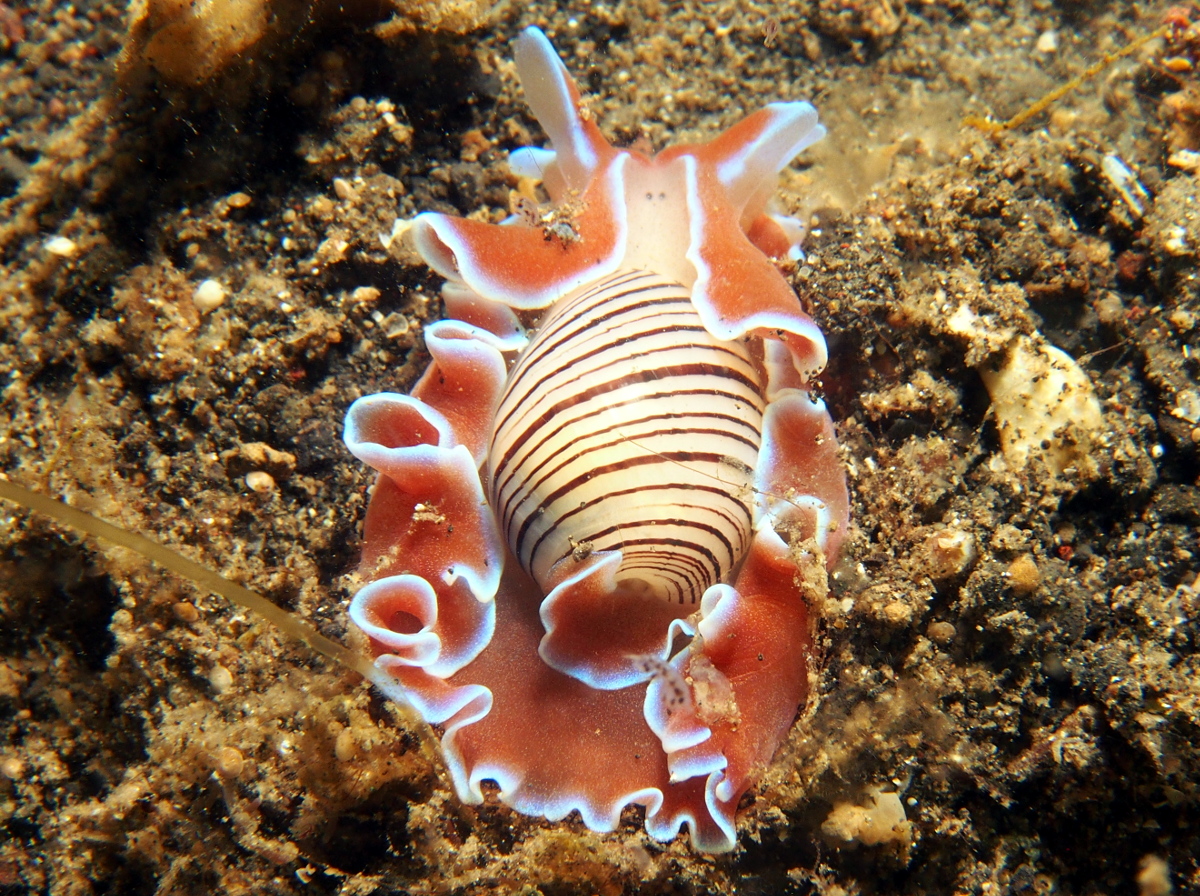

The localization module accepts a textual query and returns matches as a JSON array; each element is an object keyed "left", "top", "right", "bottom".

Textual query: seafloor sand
[{"left": 1, "top": 0, "right": 1198, "bottom": 893}]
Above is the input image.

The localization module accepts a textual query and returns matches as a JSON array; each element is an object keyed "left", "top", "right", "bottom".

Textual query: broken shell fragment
[
  {"left": 821, "top": 786, "right": 913, "bottom": 848},
  {"left": 1100, "top": 153, "right": 1150, "bottom": 222},
  {"left": 945, "top": 304, "right": 1105, "bottom": 478},
  {"left": 978, "top": 336, "right": 1105, "bottom": 476}
]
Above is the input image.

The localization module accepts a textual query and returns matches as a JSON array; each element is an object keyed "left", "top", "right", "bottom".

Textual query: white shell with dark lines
[{"left": 488, "top": 269, "right": 765, "bottom": 605}]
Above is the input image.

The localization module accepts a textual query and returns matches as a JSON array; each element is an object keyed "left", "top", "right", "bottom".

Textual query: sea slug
[{"left": 343, "top": 26, "right": 849, "bottom": 852}]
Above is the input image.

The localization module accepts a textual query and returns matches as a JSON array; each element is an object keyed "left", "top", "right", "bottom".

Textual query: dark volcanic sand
[{"left": 2, "top": 1, "right": 1199, "bottom": 893}]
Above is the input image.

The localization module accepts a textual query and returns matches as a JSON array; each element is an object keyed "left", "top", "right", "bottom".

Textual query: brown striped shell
[{"left": 488, "top": 270, "right": 765, "bottom": 605}]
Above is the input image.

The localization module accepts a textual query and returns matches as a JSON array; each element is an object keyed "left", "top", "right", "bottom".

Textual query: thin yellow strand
[
  {"left": 0, "top": 477, "right": 381, "bottom": 688},
  {"left": 964, "top": 25, "right": 1168, "bottom": 133}
]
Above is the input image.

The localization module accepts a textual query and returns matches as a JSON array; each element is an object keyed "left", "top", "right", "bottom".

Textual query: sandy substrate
[{"left": 1, "top": 0, "right": 1199, "bottom": 893}]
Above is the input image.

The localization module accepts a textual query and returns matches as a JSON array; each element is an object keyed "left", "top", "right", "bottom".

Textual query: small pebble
[
  {"left": 335, "top": 727, "right": 358, "bottom": 762},
  {"left": 209, "top": 664, "right": 234, "bottom": 694},
  {"left": 1008, "top": 553, "right": 1041, "bottom": 594},
  {"left": 44, "top": 236, "right": 78, "bottom": 257},
  {"left": 1, "top": 755, "right": 25, "bottom": 779},
  {"left": 1043, "top": 652, "right": 1069, "bottom": 682},
  {"left": 192, "top": 279, "right": 226, "bottom": 313},
  {"left": 245, "top": 470, "right": 276, "bottom": 493},
  {"left": 172, "top": 601, "right": 200, "bottom": 623},
  {"left": 1168, "top": 149, "right": 1200, "bottom": 173},
  {"left": 227, "top": 191, "right": 252, "bottom": 208},
  {"left": 1035, "top": 30, "right": 1058, "bottom": 53},
  {"left": 927, "top": 621, "right": 957, "bottom": 645},
  {"left": 1137, "top": 855, "right": 1171, "bottom": 896},
  {"left": 333, "top": 178, "right": 358, "bottom": 202},
  {"left": 924, "top": 528, "right": 977, "bottom": 580},
  {"left": 214, "top": 746, "right": 244, "bottom": 778},
  {"left": 1174, "top": 390, "right": 1200, "bottom": 426}
]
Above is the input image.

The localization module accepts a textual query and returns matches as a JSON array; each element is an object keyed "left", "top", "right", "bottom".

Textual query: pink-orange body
[{"left": 344, "top": 27, "right": 849, "bottom": 851}]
